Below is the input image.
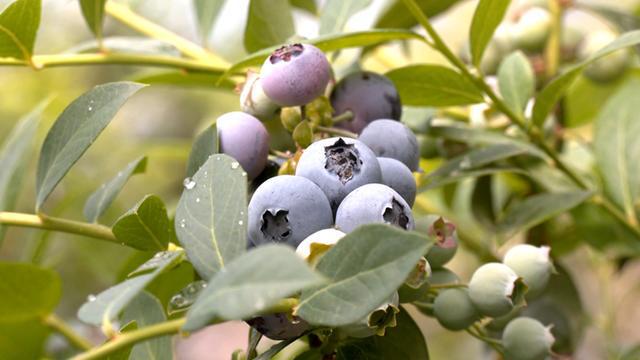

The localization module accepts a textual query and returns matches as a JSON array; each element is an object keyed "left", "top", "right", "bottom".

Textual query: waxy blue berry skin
[
  {"left": 260, "top": 43, "right": 331, "bottom": 106},
  {"left": 331, "top": 71, "right": 402, "bottom": 134},
  {"left": 295, "top": 137, "right": 382, "bottom": 212},
  {"left": 359, "top": 119, "right": 420, "bottom": 171},
  {"left": 335, "top": 183, "right": 415, "bottom": 233},
  {"left": 377, "top": 157, "right": 416, "bottom": 206},
  {"left": 248, "top": 175, "right": 333, "bottom": 248},
  {"left": 217, "top": 111, "right": 270, "bottom": 180}
]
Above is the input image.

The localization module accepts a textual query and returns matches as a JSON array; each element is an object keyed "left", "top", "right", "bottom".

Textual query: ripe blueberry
[
  {"left": 359, "top": 119, "right": 420, "bottom": 171},
  {"left": 434, "top": 288, "right": 479, "bottom": 331},
  {"left": 260, "top": 43, "right": 331, "bottom": 106},
  {"left": 295, "top": 137, "right": 382, "bottom": 211},
  {"left": 248, "top": 175, "right": 333, "bottom": 248},
  {"left": 331, "top": 71, "right": 401, "bottom": 134},
  {"left": 246, "top": 313, "right": 309, "bottom": 340},
  {"left": 502, "top": 317, "right": 555, "bottom": 360},
  {"left": 335, "top": 183, "right": 414, "bottom": 233},
  {"left": 503, "top": 244, "right": 554, "bottom": 298},
  {"left": 468, "top": 263, "right": 527, "bottom": 318},
  {"left": 377, "top": 157, "right": 416, "bottom": 206},
  {"left": 217, "top": 111, "right": 270, "bottom": 179}
]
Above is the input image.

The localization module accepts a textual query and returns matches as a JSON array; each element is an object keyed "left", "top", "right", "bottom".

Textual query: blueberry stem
[
  {"left": 429, "top": 283, "right": 468, "bottom": 290},
  {"left": 466, "top": 326, "right": 503, "bottom": 352},
  {"left": 43, "top": 314, "right": 93, "bottom": 351},
  {"left": 331, "top": 110, "right": 354, "bottom": 124},
  {"left": 401, "top": 0, "right": 640, "bottom": 239},
  {"left": 316, "top": 126, "right": 357, "bottom": 138},
  {"left": 0, "top": 211, "right": 118, "bottom": 244}
]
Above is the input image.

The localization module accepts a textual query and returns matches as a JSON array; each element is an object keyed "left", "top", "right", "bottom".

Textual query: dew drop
[
  {"left": 183, "top": 177, "right": 196, "bottom": 190},
  {"left": 196, "top": 198, "right": 201, "bottom": 203},
  {"left": 87, "top": 294, "right": 97, "bottom": 302},
  {"left": 88, "top": 106, "right": 93, "bottom": 112},
  {"left": 179, "top": 219, "right": 187, "bottom": 228},
  {"left": 231, "top": 161, "right": 240, "bottom": 170},
  {"left": 238, "top": 220, "right": 244, "bottom": 225},
  {"left": 459, "top": 157, "right": 472, "bottom": 170}
]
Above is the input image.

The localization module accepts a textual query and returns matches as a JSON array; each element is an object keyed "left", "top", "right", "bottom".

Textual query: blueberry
[
  {"left": 377, "top": 157, "right": 416, "bottom": 206},
  {"left": 295, "top": 137, "right": 382, "bottom": 211},
  {"left": 511, "top": 7, "right": 552, "bottom": 53},
  {"left": 468, "top": 263, "right": 528, "bottom": 318},
  {"left": 260, "top": 43, "right": 331, "bottom": 106},
  {"left": 240, "top": 71, "right": 280, "bottom": 120},
  {"left": 217, "top": 111, "right": 270, "bottom": 179},
  {"left": 335, "top": 183, "right": 414, "bottom": 233},
  {"left": 578, "top": 30, "right": 630, "bottom": 83},
  {"left": 359, "top": 119, "right": 419, "bottom": 171},
  {"left": 246, "top": 313, "right": 309, "bottom": 340},
  {"left": 433, "top": 288, "right": 479, "bottom": 331},
  {"left": 248, "top": 175, "right": 333, "bottom": 248},
  {"left": 295, "top": 228, "right": 345, "bottom": 265},
  {"left": 503, "top": 244, "right": 554, "bottom": 298},
  {"left": 331, "top": 71, "right": 401, "bottom": 134},
  {"left": 502, "top": 317, "right": 555, "bottom": 360}
]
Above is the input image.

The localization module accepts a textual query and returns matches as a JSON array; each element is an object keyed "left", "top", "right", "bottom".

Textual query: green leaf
[
  {"left": 77, "top": 250, "right": 183, "bottom": 326},
  {"left": 183, "top": 244, "right": 323, "bottom": 332},
  {"left": 0, "top": 0, "right": 41, "bottom": 60},
  {"left": 112, "top": 195, "right": 173, "bottom": 251},
  {"left": 386, "top": 65, "right": 484, "bottom": 106},
  {"left": 224, "top": 29, "right": 423, "bottom": 75},
  {"left": 594, "top": 79, "right": 640, "bottom": 218},
  {"left": 498, "top": 51, "right": 534, "bottom": 116},
  {"left": 122, "top": 292, "right": 172, "bottom": 360},
  {"left": 35, "top": 82, "right": 145, "bottom": 211},
  {"left": 186, "top": 123, "right": 218, "bottom": 178},
  {"left": 469, "top": 0, "right": 511, "bottom": 66},
  {"left": 83, "top": 156, "right": 147, "bottom": 223},
  {"left": 133, "top": 70, "right": 235, "bottom": 89},
  {"left": 498, "top": 191, "right": 592, "bottom": 238},
  {"left": 289, "top": 0, "right": 316, "bottom": 14},
  {"left": 192, "top": 0, "right": 225, "bottom": 44},
  {"left": 79, "top": 0, "right": 107, "bottom": 40},
  {"left": 532, "top": 30, "right": 640, "bottom": 126},
  {"left": 296, "top": 225, "right": 429, "bottom": 327},
  {"left": 107, "top": 321, "right": 137, "bottom": 360},
  {"left": 0, "top": 101, "right": 45, "bottom": 243},
  {"left": 0, "top": 263, "right": 60, "bottom": 322},
  {"left": 244, "top": 0, "right": 295, "bottom": 53},
  {"left": 175, "top": 154, "right": 247, "bottom": 279},
  {"left": 375, "top": 0, "right": 459, "bottom": 29},
  {"left": 319, "top": 0, "right": 371, "bottom": 35},
  {"left": 421, "top": 166, "right": 524, "bottom": 191},
  {"left": 0, "top": 319, "right": 48, "bottom": 359},
  {"left": 336, "top": 307, "right": 428, "bottom": 360},
  {"left": 67, "top": 36, "right": 180, "bottom": 56}
]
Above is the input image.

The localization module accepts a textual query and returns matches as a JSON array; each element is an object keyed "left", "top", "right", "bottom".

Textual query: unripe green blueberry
[
  {"left": 240, "top": 71, "right": 280, "bottom": 120},
  {"left": 280, "top": 107, "right": 302, "bottom": 132},
  {"left": 503, "top": 244, "right": 554, "bottom": 298},
  {"left": 424, "top": 216, "right": 458, "bottom": 268},
  {"left": 578, "top": 30, "right": 630, "bottom": 83},
  {"left": 434, "top": 288, "right": 479, "bottom": 331},
  {"left": 468, "top": 263, "right": 527, "bottom": 317},
  {"left": 502, "top": 317, "right": 555, "bottom": 360},
  {"left": 511, "top": 7, "right": 552, "bottom": 53},
  {"left": 295, "top": 228, "right": 345, "bottom": 265},
  {"left": 414, "top": 268, "right": 460, "bottom": 316}
]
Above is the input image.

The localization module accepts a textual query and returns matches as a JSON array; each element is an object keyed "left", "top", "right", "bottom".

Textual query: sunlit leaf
[
  {"left": 0, "top": 0, "right": 41, "bottom": 60},
  {"left": 0, "top": 263, "right": 60, "bottom": 322},
  {"left": 112, "top": 195, "right": 173, "bottom": 251},
  {"left": 319, "top": 0, "right": 370, "bottom": 35},
  {"left": 186, "top": 123, "right": 218, "bottom": 178},
  {"left": 375, "top": 0, "right": 459, "bottom": 29},
  {"left": 244, "top": 0, "right": 295, "bottom": 53},
  {"left": 192, "top": 0, "right": 225, "bottom": 44},
  {"left": 469, "top": 0, "right": 511, "bottom": 66},
  {"left": 79, "top": 0, "right": 107, "bottom": 41},
  {"left": 498, "top": 51, "right": 534, "bottom": 117}
]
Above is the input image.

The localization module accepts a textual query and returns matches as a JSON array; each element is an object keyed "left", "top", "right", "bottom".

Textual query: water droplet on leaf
[
  {"left": 231, "top": 161, "right": 240, "bottom": 169},
  {"left": 87, "top": 294, "right": 97, "bottom": 302},
  {"left": 183, "top": 178, "right": 196, "bottom": 190}
]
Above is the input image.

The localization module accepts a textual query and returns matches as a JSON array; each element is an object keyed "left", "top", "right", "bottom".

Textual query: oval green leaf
[
  {"left": 386, "top": 65, "right": 484, "bottom": 106},
  {"left": 0, "top": 0, "right": 41, "bottom": 60},
  {"left": 498, "top": 51, "right": 534, "bottom": 117},
  {"left": 296, "top": 224, "right": 430, "bottom": 327},
  {"left": 469, "top": 0, "right": 511, "bottom": 66},
  {"left": 112, "top": 194, "right": 173, "bottom": 251},
  {"left": 35, "top": 82, "right": 145, "bottom": 211},
  {"left": 79, "top": 0, "right": 107, "bottom": 40},
  {"left": 183, "top": 244, "right": 323, "bottom": 332},
  {"left": 319, "top": 0, "right": 371, "bottom": 35},
  {"left": 186, "top": 123, "right": 218, "bottom": 178},
  {"left": 192, "top": 0, "right": 225, "bottom": 44},
  {"left": 244, "top": 0, "right": 295, "bottom": 53},
  {"left": 122, "top": 292, "right": 172, "bottom": 360},
  {"left": 0, "top": 262, "right": 61, "bottom": 322},
  {"left": 83, "top": 156, "right": 147, "bottom": 223},
  {"left": 174, "top": 154, "right": 247, "bottom": 279}
]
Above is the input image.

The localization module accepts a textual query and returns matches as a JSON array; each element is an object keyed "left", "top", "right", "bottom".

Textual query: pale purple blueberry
[
  {"left": 217, "top": 112, "right": 269, "bottom": 179},
  {"left": 377, "top": 157, "right": 416, "bottom": 206},
  {"left": 359, "top": 119, "right": 419, "bottom": 171},
  {"left": 331, "top": 71, "right": 401, "bottom": 134},
  {"left": 335, "top": 183, "right": 415, "bottom": 233},
  {"left": 248, "top": 175, "right": 333, "bottom": 248},
  {"left": 295, "top": 137, "right": 382, "bottom": 212},
  {"left": 260, "top": 43, "right": 331, "bottom": 106}
]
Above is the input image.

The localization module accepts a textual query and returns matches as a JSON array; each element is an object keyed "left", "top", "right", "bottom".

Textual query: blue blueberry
[
  {"left": 295, "top": 137, "right": 382, "bottom": 212},
  {"left": 377, "top": 157, "right": 416, "bottom": 206},
  {"left": 335, "top": 183, "right": 415, "bottom": 233},
  {"left": 217, "top": 111, "right": 270, "bottom": 179},
  {"left": 246, "top": 313, "right": 309, "bottom": 340},
  {"left": 248, "top": 175, "right": 333, "bottom": 248},
  {"left": 260, "top": 43, "right": 331, "bottom": 106},
  {"left": 331, "top": 71, "right": 401, "bottom": 134},
  {"left": 359, "top": 119, "right": 419, "bottom": 171}
]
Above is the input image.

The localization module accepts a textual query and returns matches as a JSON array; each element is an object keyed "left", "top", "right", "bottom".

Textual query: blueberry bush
[{"left": 2, "top": 0, "right": 640, "bottom": 359}]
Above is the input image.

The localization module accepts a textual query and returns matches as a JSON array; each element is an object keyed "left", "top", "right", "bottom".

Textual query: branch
[
  {"left": 0, "top": 212, "right": 117, "bottom": 243},
  {"left": 43, "top": 314, "right": 93, "bottom": 351},
  {"left": 105, "top": 2, "right": 229, "bottom": 68}
]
